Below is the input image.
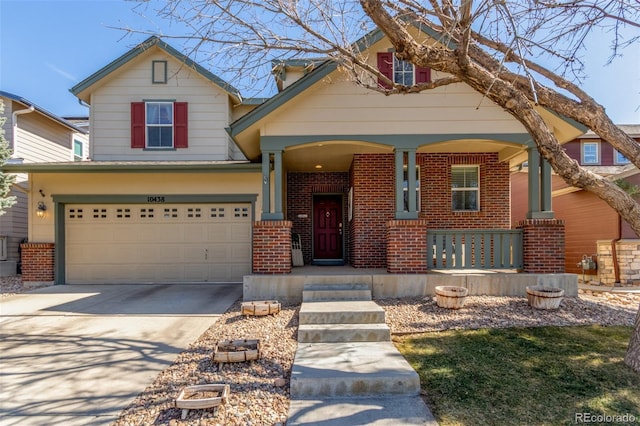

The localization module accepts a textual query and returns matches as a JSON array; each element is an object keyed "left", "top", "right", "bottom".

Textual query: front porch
[{"left": 243, "top": 265, "right": 578, "bottom": 302}]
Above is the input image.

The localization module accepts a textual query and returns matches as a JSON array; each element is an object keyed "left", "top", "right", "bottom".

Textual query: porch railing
[{"left": 427, "top": 229, "right": 523, "bottom": 269}]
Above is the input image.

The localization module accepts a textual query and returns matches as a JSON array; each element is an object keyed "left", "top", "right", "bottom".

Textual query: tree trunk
[{"left": 625, "top": 305, "right": 640, "bottom": 373}]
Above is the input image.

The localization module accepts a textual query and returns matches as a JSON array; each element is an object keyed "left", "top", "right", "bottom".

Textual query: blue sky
[{"left": 1, "top": 0, "right": 639, "bottom": 123}]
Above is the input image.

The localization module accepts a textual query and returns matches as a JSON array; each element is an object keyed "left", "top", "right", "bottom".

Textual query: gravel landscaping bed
[{"left": 1, "top": 276, "right": 638, "bottom": 425}]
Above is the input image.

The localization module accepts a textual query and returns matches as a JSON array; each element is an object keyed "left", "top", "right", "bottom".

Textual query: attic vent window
[{"left": 152, "top": 60, "right": 168, "bottom": 84}]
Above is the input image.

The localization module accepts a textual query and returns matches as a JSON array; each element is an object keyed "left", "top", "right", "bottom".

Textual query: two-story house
[
  {"left": 4, "top": 31, "right": 585, "bottom": 299},
  {"left": 0, "top": 91, "right": 88, "bottom": 276},
  {"left": 512, "top": 126, "right": 640, "bottom": 285}
]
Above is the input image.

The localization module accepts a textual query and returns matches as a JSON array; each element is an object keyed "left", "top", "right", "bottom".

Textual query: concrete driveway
[{"left": 0, "top": 283, "right": 242, "bottom": 426}]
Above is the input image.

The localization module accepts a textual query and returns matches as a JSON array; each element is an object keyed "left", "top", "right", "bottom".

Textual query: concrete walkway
[
  {"left": 0, "top": 284, "right": 241, "bottom": 426},
  {"left": 287, "top": 283, "right": 438, "bottom": 425}
]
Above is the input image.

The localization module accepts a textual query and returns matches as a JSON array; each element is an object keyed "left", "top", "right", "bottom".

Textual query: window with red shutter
[
  {"left": 130, "top": 101, "right": 188, "bottom": 149},
  {"left": 377, "top": 52, "right": 432, "bottom": 87}
]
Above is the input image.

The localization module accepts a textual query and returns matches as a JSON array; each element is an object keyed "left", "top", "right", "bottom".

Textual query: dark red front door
[{"left": 313, "top": 195, "right": 343, "bottom": 260}]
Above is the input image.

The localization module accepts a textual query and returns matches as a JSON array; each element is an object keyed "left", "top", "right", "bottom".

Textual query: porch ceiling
[
  {"left": 283, "top": 139, "right": 527, "bottom": 172},
  {"left": 284, "top": 141, "right": 392, "bottom": 172}
]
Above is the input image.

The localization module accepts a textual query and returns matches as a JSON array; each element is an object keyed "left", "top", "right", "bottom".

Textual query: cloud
[{"left": 45, "top": 63, "right": 78, "bottom": 82}]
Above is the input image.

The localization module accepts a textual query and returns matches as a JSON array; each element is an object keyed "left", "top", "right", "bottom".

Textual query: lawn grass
[{"left": 395, "top": 326, "right": 640, "bottom": 425}]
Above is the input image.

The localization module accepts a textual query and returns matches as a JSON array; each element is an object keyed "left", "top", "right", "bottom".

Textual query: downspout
[{"left": 12, "top": 105, "right": 35, "bottom": 160}]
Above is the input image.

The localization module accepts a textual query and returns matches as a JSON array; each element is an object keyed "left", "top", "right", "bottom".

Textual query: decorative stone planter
[
  {"left": 241, "top": 300, "right": 281, "bottom": 316},
  {"left": 175, "top": 383, "right": 229, "bottom": 419},
  {"left": 213, "top": 339, "right": 261, "bottom": 369},
  {"left": 435, "top": 286, "right": 469, "bottom": 309},
  {"left": 526, "top": 286, "right": 565, "bottom": 310}
]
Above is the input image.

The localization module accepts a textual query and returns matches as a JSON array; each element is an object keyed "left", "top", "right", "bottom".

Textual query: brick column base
[
  {"left": 253, "top": 221, "right": 293, "bottom": 274},
  {"left": 386, "top": 219, "right": 429, "bottom": 273},
  {"left": 20, "top": 242, "right": 55, "bottom": 285},
  {"left": 518, "top": 219, "right": 565, "bottom": 273}
]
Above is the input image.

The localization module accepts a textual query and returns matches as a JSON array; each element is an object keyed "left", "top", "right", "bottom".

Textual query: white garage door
[{"left": 65, "top": 203, "right": 251, "bottom": 284}]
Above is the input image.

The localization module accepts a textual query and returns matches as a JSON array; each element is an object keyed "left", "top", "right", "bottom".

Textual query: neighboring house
[
  {"left": 512, "top": 125, "right": 640, "bottom": 285},
  {"left": 3, "top": 32, "right": 585, "bottom": 292},
  {"left": 0, "top": 91, "right": 88, "bottom": 276}
]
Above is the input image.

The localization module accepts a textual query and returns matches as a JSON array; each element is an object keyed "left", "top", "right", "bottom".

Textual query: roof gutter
[{"left": 11, "top": 105, "right": 35, "bottom": 161}]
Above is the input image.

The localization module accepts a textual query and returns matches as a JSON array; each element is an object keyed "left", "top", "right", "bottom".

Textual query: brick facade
[
  {"left": 20, "top": 242, "right": 55, "bottom": 284},
  {"left": 386, "top": 219, "right": 429, "bottom": 273},
  {"left": 349, "top": 154, "right": 395, "bottom": 268},
  {"left": 287, "top": 172, "right": 349, "bottom": 264},
  {"left": 518, "top": 219, "right": 566, "bottom": 273},
  {"left": 283, "top": 153, "right": 526, "bottom": 271},
  {"left": 252, "top": 220, "right": 293, "bottom": 274},
  {"left": 421, "top": 153, "right": 511, "bottom": 228}
]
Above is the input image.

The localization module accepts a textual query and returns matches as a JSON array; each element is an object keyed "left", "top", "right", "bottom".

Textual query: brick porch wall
[
  {"left": 518, "top": 219, "right": 566, "bottom": 273},
  {"left": 386, "top": 219, "right": 429, "bottom": 273},
  {"left": 349, "top": 154, "right": 395, "bottom": 268},
  {"left": 252, "top": 221, "right": 292, "bottom": 274},
  {"left": 20, "top": 242, "right": 55, "bottom": 283},
  {"left": 346, "top": 153, "right": 511, "bottom": 269}
]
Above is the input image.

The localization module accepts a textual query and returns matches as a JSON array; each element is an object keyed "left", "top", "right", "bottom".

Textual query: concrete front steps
[{"left": 288, "top": 283, "right": 437, "bottom": 425}]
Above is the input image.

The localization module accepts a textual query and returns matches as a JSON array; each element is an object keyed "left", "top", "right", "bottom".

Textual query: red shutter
[
  {"left": 377, "top": 52, "right": 393, "bottom": 89},
  {"left": 416, "top": 66, "right": 431, "bottom": 84},
  {"left": 174, "top": 102, "right": 188, "bottom": 148},
  {"left": 131, "top": 102, "right": 145, "bottom": 148}
]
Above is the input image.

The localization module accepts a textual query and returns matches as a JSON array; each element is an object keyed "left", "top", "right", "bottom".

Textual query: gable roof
[
  {"left": 0, "top": 90, "right": 88, "bottom": 134},
  {"left": 229, "top": 25, "right": 586, "bottom": 156},
  {"left": 70, "top": 36, "right": 241, "bottom": 103},
  {"left": 229, "top": 59, "right": 337, "bottom": 139}
]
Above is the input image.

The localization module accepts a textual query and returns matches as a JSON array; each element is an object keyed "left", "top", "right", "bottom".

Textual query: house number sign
[{"left": 147, "top": 196, "right": 166, "bottom": 203}]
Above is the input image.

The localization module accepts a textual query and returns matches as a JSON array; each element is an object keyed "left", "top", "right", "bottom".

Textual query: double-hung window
[
  {"left": 581, "top": 142, "right": 600, "bottom": 164},
  {"left": 146, "top": 102, "right": 174, "bottom": 148},
  {"left": 131, "top": 101, "right": 188, "bottom": 149},
  {"left": 452, "top": 166, "right": 479, "bottom": 211}
]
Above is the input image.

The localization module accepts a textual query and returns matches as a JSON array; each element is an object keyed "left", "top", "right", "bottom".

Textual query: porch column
[
  {"left": 395, "top": 149, "right": 418, "bottom": 219},
  {"left": 540, "top": 158, "right": 553, "bottom": 215},
  {"left": 273, "top": 150, "right": 284, "bottom": 217},
  {"left": 527, "top": 147, "right": 555, "bottom": 219},
  {"left": 261, "top": 150, "right": 284, "bottom": 220},
  {"left": 527, "top": 147, "right": 540, "bottom": 218},
  {"left": 518, "top": 218, "right": 565, "bottom": 273},
  {"left": 386, "top": 219, "right": 429, "bottom": 273},
  {"left": 261, "top": 152, "right": 271, "bottom": 219},
  {"left": 253, "top": 220, "right": 292, "bottom": 274}
]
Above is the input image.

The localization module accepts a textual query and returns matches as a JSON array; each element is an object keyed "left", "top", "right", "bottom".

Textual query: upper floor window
[
  {"left": 377, "top": 52, "right": 431, "bottom": 89},
  {"left": 146, "top": 102, "right": 174, "bottom": 147},
  {"left": 581, "top": 142, "right": 600, "bottom": 164},
  {"left": 614, "top": 149, "right": 631, "bottom": 165},
  {"left": 73, "top": 139, "right": 84, "bottom": 161},
  {"left": 452, "top": 166, "right": 479, "bottom": 211},
  {"left": 131, "top": 101, "right": 188, "bottom": 149},
  {"left": 394, "top": 57, "right": 414, "bottom": 86}
]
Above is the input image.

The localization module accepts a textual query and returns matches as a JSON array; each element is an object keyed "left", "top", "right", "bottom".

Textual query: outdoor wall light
[{"left": 36, "top": 201, "right": 47, "bottom": 218}]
